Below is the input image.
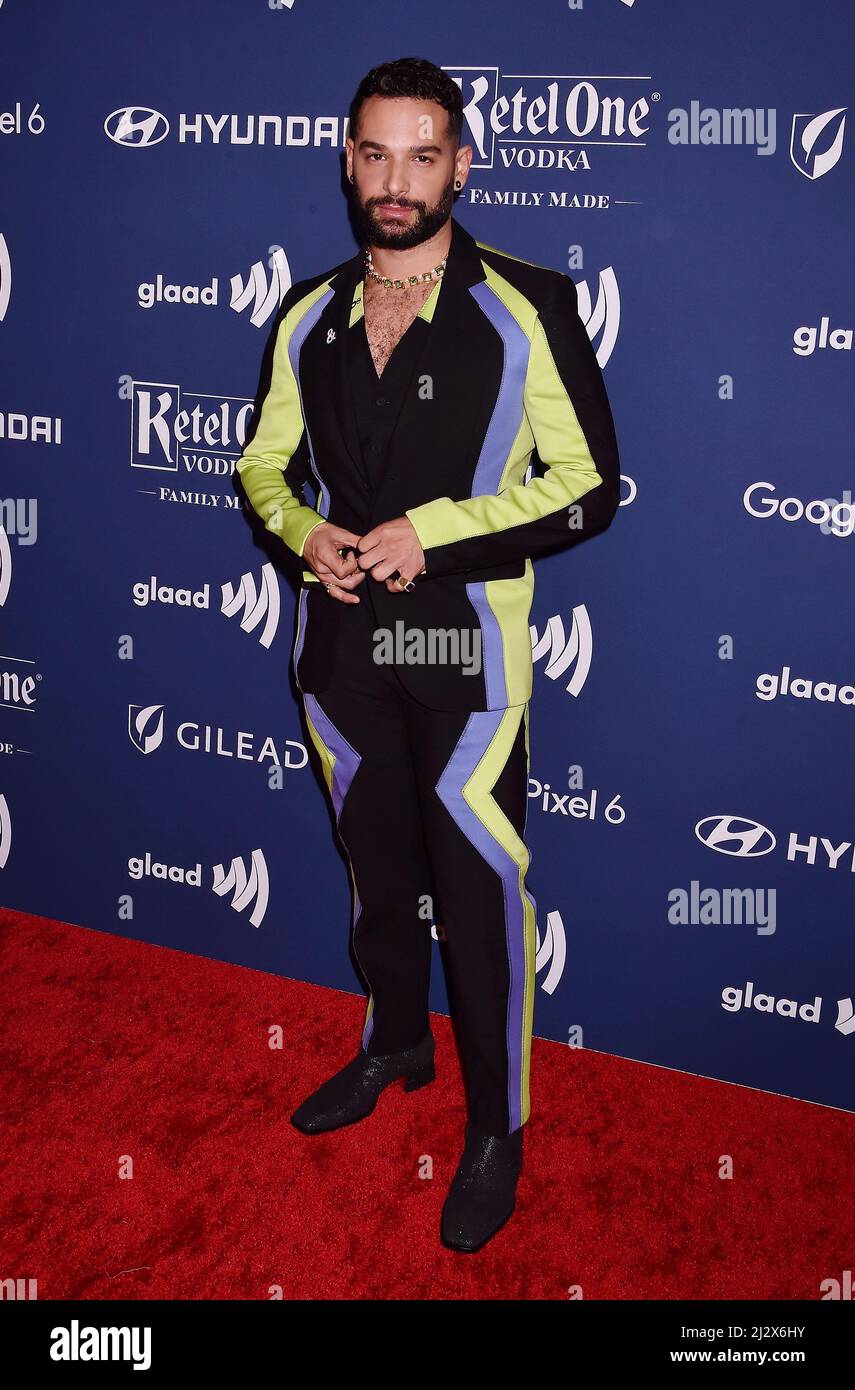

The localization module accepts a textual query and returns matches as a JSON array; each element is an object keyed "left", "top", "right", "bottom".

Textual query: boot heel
[{"left": 403, "top": 1058, "right": 435, "bottom": 1092}]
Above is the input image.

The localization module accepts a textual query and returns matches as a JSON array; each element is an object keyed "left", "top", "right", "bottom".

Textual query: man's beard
[{"left": 352, "top": 173, "right": 456, "bottom": 251}]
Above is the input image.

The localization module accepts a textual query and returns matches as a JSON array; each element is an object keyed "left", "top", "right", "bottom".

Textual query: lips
[{"left": 376, "top": 204, "right": 412, "bottom": 217}]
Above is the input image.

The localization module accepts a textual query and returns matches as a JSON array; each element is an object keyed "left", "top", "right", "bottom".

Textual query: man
[{"left": 236, "top": 57, "right": 621, "bottom": 1253}]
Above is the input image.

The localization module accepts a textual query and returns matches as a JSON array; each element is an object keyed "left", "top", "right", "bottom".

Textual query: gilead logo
[{"left": 721, "top": 980, "right": 821, "bottom": 1023}]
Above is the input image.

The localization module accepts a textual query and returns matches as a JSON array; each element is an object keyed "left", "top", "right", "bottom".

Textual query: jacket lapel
[{"left": 327, "top": 252, "right": 371, "bottom": 490}]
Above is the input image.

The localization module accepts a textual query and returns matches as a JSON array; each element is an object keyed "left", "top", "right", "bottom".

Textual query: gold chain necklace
[{"left": 363, "top": 246, "right": 447, "bottom": 290}]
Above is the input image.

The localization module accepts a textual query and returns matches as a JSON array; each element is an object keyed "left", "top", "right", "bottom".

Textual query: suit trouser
[{"left": 298, "top": 594, "right": 538, "bottom": 1136}]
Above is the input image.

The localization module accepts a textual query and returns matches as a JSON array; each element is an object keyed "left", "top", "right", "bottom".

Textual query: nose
[{"left": 381, "top": 162, "right": 410, "bottom": 200}]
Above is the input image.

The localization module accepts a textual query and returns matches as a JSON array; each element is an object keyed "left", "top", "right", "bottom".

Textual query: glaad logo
[
  {"left": 212, "top": 850, "right": 269, "bottom": 928},
  {"left": 128, "top": 703, "right": 308, "bottom": 769},
  {"left": 576, "top": 269, "right": 620, "bottom": 369},
  {"left": 231, "top": 247, "right": 291, "bottom": 329},
  {"left": 132, "top": 564, "right": 282, "bottom": 648},
  {"left": 755, "top": 665, "right": 855, "bottom": 707},
  {"left": 835, "top": 1000, "right": 855, "bottom": 1036},
  {"left": 127, "top": 849, "right": 270, "bottom": 928},
  {"left": 721, "top": 980, "right": 820, "bottom": 1024},
  {"left": 0, "top": 793, "right": 10, "bottom": 868},
  {"left": 136, "top": 249, "right": 291, "bottom": 330},
  {"left": 0, "top": 232, "right": 10, "bottom": 320},
  {"left": 535, "top": 909, "right": 566, "bottom": 994},
  {"left": 793, "top": 317, "right": 852, "bottom": 355},
  {"left": 789, "top": 108, "right": 846, "bottom": 180},
  {"left": 104, "top": 106, "right": 169, "bottom": 147},
  {"left": 221, "top": 565, "right": 281, "bottom": 647},
  {"left": 721, "top": 983, "right": 855, "bottom": 1038},
  {"left": 530, "top": 606, "right": 592, "bottom": 696},
  {"left": 0, "top": 526, "right": 11, "bottom": 606}
]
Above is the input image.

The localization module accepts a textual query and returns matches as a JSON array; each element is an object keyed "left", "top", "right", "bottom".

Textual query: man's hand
[
  {"left": 303, "top": 522, "right": 366, "bottom": 603},
  {"left": 356, "top": 517, "right": 426, "bottom": 592}
]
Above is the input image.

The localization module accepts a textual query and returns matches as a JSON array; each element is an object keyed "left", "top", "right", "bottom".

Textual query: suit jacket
[{"left": 236, "top": 215, "right": 621, "bottom": 710}]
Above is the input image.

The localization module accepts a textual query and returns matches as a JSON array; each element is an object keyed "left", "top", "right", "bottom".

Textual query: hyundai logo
[
  {"left": 695, "top": 815, "right": 776, "bottom": 858},
  {"left": 104, "top": 107, "right": 169, "bottom": 148}
]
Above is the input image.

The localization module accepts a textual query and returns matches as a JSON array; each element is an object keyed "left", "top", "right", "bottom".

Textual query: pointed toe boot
[
  {"left": 290, "top": 1030, "right": 435, "bottom": 1135},
  {"left": 440, "top": 1120, "right": 524, "bottom": 1252}
]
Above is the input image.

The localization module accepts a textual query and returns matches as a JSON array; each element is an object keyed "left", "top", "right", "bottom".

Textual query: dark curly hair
[{"left": 348, "top": 56, "right": 463, "bottom": 148}]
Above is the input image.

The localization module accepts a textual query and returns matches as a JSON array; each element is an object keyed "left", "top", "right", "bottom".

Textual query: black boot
[
  {"left": 440, "top": 1120, "right": 524, "bottom": 1252},
  {"left": 289, "top": 1030, "right": 435, "bottom": 1135}
]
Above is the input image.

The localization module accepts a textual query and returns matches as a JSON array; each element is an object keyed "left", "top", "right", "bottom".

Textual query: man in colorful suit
[{"left": 236, "top": 56, "right": 621, "bottom": 1252}]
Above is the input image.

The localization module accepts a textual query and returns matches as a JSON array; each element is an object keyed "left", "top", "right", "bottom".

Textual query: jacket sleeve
[
  {"left": 235, "top": 285, "right": 326, "bottom": 559},
  {"left": 403, "top": 273, "right": 621, "bottom": 578}
]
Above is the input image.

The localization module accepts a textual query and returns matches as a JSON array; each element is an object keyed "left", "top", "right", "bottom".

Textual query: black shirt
[{"left": 347, "top": 302, "right": 431, "bottom": 491}]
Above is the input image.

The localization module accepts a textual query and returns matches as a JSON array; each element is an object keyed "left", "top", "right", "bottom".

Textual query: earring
[
  {"left": 349, "top": 174, "right": 354, "bottom": 183},
  {"left": 454, "top": 179, "right": 461, "bottom": 189}
]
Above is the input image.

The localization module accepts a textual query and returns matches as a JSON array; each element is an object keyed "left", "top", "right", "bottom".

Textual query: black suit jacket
[{"left": 236, "top": 216, "right": 621, "bottom": 710}]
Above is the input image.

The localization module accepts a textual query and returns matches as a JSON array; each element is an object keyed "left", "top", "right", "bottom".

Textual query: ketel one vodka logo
[
  {"left": 132, "top": 563, "right": 282, "bottom": 648},
  {"left": 127, "top": 848, "right": 269, "bottom": 927},
  {"left": 0, "top": 657, "right": 41, "bottom": 712},
  {"left": 530, "top": 606, "right": 592, "bottom": 697},
  {"left": 130, "top": 381, "right": 253, "bottom": 484},
  {"left": 442, "top": 66, "right": 652, "bottom": 171}
]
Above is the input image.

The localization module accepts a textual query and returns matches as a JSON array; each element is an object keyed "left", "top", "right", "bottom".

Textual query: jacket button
[{"left": 375, "top": 396, "right": 390, "bottom": 407}]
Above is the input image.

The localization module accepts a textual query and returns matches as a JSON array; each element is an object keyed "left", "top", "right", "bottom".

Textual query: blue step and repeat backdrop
[{"left": 2, "top": 1, "right": 852, "bottom": 1112}]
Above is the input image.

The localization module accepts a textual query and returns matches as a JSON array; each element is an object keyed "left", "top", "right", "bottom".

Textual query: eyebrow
[{"left": 358, "top": 140, "right": 443, "bottom": 154}]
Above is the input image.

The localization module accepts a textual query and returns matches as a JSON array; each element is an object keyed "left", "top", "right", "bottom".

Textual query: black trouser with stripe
[{"left": 300, "top": 594, "right": 537, "bottom": 1136}]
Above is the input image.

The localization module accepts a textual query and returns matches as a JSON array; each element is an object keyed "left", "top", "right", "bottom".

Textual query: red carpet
[{"left": 1, "top": 906, "right": 852, "bottom": 1300}]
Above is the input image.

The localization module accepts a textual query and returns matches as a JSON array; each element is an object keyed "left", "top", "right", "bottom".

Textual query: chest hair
[{"left": 362, "top": 277, "right": 436, "bottom": 378}]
